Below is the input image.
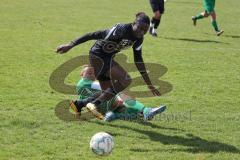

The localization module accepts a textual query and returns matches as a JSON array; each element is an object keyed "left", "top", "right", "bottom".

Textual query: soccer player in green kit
[
  {"left": 70, "top": 65, "right": 166, "bottom": 121},
  {"left": 192, "top": 0, "right": 224, "bottom": 36}
]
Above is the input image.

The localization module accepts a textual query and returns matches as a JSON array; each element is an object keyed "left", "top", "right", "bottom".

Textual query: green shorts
[{"left": 203, "top": 0, "right": 215, "bottom": 13}]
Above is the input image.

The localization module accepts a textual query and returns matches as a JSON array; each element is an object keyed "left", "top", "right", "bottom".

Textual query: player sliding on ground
[
  {"left": 70, "top": 65, "right": 166, "bottom": 121},
  {"left": 56, "top": 12, "right": 160, "bottom": 120},
  {"left": 192, "top": 0, "right": 224, "bottom": 36}
]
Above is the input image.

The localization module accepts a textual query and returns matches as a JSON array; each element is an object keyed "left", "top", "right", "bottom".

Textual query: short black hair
[{"left": 135, "top": 12, "right": 150, "bottom": 25}]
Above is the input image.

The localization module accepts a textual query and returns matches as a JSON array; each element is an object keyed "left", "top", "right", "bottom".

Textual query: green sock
[
  {"left": 143, "top": 107, "right": 151, "bottom": 115},
  {"left": 195, "top": 13, "right": 204, "bottom": 20},
  {"left": 211, "top": 20, "right": 219, "bottom": 32},
  {"left": 123, "top": 99, "right": 150, "bottom": 114}
]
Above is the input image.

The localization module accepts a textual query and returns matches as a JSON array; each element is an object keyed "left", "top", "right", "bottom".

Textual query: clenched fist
[{"left": 56, "top": 43, "right": 74, "bottom": 54}]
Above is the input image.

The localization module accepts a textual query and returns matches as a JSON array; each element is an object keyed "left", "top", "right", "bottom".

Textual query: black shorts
[
  {"left": 89, "top": 52, "right": 116, "bottom": 81},
  {"left": 150, "top": 0, "right": 165, "bottom": 14}
]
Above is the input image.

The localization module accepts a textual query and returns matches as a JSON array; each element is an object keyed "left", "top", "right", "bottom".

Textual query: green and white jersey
[
  {"left": 76, "top": 78, "right": 101, "bottom": 100},
  {"left": 76, "top": 78, "right": 118, "bottom": 113}
]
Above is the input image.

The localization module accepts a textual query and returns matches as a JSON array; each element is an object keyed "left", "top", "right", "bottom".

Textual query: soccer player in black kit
[
  {"left": 56, "top": 12, "right": 160, "bottom": 119},
  {"left": 149, "top": 0, "right": 165, "bottom": 37}
]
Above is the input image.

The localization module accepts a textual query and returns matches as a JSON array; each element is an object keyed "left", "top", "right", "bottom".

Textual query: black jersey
[{"left": 72, "top": 23, "right": 143, "bottom": 58}]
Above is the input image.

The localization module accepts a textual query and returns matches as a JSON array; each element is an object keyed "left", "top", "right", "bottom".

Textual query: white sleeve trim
[
  {"left": 104, "top": 26, "right": 117, "bottom": 40},
  {"left": 135, "top": 44, "right": 142, "bottom": 51},
  {"left": 91, "top": 81, "right": 102, "bottom": 90}
]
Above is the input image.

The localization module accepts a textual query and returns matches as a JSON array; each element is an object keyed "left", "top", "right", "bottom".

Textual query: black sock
[
  {"left": 75, "top": 100, "right": 85, "bottom": 108},
  {"left": 151, "top": 17, "right": 160, "bottom": 29},
  {"left": 76, "top": 92, "right": 101, "bottom": 107}
]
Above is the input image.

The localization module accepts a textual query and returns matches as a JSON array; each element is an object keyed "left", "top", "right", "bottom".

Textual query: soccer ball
[{"left": 90, "top": 132, "right": 114, "bottom": 156}]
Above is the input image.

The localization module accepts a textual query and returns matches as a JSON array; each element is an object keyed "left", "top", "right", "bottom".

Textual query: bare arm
[{"left": 133, "top": 50, "right": 161, "bottom": 96}]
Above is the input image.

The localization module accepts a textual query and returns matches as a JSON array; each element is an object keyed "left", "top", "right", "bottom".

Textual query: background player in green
[
  {"left": 71, "top": 65, "right": 166, "bottom": 121},
  {"left": 192, "top": 0, "right": 224, "bottom": 36}
]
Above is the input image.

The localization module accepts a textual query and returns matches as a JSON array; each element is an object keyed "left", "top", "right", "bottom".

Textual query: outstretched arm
[
  {"left": 56, "top": 30, "right": 108, "bottom": 54},
  {"left": 133, "top": 50, "right": 161, "bottom": 96}
]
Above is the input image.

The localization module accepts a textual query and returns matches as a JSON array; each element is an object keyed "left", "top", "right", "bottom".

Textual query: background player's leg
[
  {"left": 210, "top": 11, "right": 223, "bottom": 36},
  {"left": 192, "top": 11, "right": 209, "bottom": 26},
  {"left": 210, "top": 12, "right": 218, "bottom": 31},
  {"left": 150, "top": 11, "right": 161, "bottom": 36},
  {"left": 149, "top": 0, "right": 164, "bottom": 37},
  {"left": 151, "top": 11, "right": 161, "bottom": 28}
]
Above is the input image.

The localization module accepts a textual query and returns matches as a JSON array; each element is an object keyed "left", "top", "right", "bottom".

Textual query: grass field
[{"left": 1, "top": 0, "right": 240, "bottom": 159}]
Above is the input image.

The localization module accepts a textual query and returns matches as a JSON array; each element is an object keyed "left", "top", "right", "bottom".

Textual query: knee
[
  {"left": 203, "top": 12, "right": 209, "bottom": 17},
  {"left": 154, "top": 12, "right": 161, "bottom": 19}
]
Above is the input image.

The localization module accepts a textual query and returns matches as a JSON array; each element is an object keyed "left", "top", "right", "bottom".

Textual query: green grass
[{"left": 1, "top": 0, "right": 240, "bottom": 159}]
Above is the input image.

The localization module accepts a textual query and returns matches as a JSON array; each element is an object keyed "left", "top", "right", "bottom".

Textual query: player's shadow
[
  {"left": 54, "top": 100, "right": 186, "bottom": 133},
  {"left": 204, "top": 32, "right": 240, "bottom": 39},
  {"left": 223, "top": 35, "right": 240, "bottom": 39},
  {"left": 135, "top": 120, "right": 185, "bottom": 132},
  {"left": 127, "top": 119, "right": 185, "bottom": 132},
  {"left": 54, "top": 99, "right": 185, "bottom": 133},
  {"left": 162, "top": 37, "right": 226, "bottom": 44},
  {"left": 93, "top": 121, "right": 240, "bottom": 154}
]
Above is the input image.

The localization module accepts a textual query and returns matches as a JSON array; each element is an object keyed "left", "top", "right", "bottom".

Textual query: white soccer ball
[{"left": 90, "top": 132, "right": 114, "bottom": 156}]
